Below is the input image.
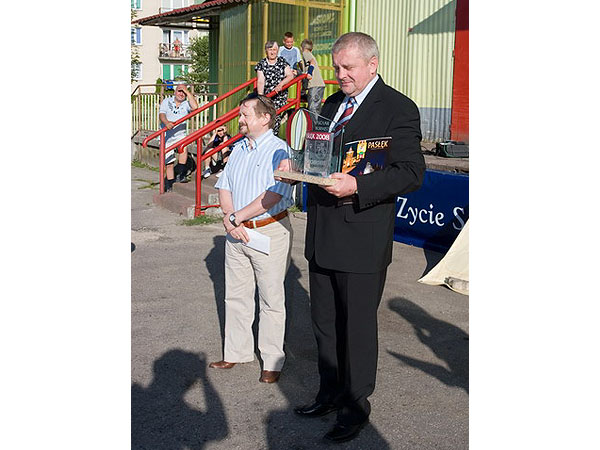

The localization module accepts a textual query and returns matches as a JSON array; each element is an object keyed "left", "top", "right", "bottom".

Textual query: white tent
[{"left": 418, "top": 220, "right": 469, "bottom": 295}]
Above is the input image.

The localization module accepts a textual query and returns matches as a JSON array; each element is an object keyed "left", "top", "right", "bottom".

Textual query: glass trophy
[{"left": 274, "top": 108, "right": 343, "bottom": 186}]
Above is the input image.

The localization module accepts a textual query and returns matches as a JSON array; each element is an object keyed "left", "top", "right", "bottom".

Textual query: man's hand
[
  {"left": 229, "top": 225, "right": 250, "bottom": 243},
  {"left": 165, "top": 122, "right": 174, "bottom": 129},
  {"left": 274, "top": 159, "right": 296, "bottom": 184},
  {"left": 306, "top": 74, "right": 313, "bottom": 80},
  {"left": 223, "top": 216, "right": 250, "bottom": 243},
  {"left": 322, "top": 172, "right": 357, "bottom": 198}
]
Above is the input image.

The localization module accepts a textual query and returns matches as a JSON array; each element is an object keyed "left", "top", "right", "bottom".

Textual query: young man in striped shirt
[{"left": 210, "top": 94, "right": 294, "bottom": 384}]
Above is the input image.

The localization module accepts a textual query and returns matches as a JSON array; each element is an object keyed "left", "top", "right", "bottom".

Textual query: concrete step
[
  {"left": 153, "top": 191, "right": 196, "bottom": 218},
  {"left": 171, "top": 173, "right": 219, "bottom": 199},
  {"left": 152, "top": 172, "right": 222, "bottom": 218}
]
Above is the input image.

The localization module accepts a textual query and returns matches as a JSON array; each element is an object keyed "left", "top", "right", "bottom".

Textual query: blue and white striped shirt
[{"left": 215, "top": 129, "right": 293, "bottom": 220}]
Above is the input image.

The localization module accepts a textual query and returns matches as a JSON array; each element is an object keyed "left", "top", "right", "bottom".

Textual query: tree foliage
[
  {"left": 131, "top": 9, "right": 141, "bottom": 82},
  {"left": 179, "top": 35, "right": 209, "bottom": 85}
]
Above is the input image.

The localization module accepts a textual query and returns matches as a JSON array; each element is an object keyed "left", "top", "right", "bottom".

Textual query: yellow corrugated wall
[{"left": 353, "top": 0, "right": 456, "bottom": 141}]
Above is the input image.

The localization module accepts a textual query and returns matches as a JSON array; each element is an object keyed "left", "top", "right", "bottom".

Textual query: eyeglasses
[{"left": 243, "top": 92, "right": 272, "bottom": 109}]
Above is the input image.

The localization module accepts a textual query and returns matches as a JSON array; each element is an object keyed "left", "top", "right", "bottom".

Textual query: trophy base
[{"left": 274, "top": 170, "right": 337, "bottom": 186}]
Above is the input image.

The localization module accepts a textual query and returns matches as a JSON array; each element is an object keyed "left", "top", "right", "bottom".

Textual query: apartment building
[{"left": 131, "top": 0, "right": 207, "bottom": 91}]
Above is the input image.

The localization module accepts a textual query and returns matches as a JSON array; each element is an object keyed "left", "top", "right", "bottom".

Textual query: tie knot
[{"left": 333, "top": 98, "right": 356, "bottom": 137}]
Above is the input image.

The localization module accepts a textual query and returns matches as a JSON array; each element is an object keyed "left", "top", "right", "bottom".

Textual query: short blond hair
[
  {"left": 332, "top": 32, "right": 379, "bottom": 62},
  {"left": 301, "top": 39, "right": 313, "bottom": 51}
]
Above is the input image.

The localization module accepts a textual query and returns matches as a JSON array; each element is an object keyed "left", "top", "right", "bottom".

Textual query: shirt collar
[
  {"left": 243, "top": 129, "right": 273, "bottom": 152},
  {"left": 170, "top": 96, "right": 186, "bottom": 107},
  {"left": 345, "top": 74, "right": 379, "bottom": 108}
]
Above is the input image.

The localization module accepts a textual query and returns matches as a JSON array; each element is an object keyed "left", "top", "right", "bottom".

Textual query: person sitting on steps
[
  {"left": 202, "top": 126, "right": 231, "bottom": 179},
  {"left": 158, "top": 83, "right": 199, "bottom": 191}
]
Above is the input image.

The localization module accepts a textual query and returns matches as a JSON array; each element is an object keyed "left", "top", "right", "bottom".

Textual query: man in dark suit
[{"left": 290, "top": 32, "right": 426, "bottom": 443}]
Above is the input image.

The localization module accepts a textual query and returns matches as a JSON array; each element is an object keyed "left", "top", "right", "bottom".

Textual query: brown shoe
[
  {"left": 259, "top": 370, "right": 281, "bottom": 383},
  {"left": 209, "top": 360, "right": 236, "bottom": 369}
]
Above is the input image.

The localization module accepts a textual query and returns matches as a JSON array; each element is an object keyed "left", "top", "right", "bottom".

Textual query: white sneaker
[{"left": 202, "top": 168, "right": 211, "bottom": 179}]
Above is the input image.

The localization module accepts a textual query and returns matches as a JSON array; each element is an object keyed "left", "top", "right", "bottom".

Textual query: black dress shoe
[
  {"left": 323, "top": 419, "right": 368, "bottom": 443},
  {"left": 294, "top": 402, "right": 337, "bottom": 418}
]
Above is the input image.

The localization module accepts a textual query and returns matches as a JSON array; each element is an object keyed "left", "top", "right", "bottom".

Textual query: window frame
[
  {"left": 162, "top": 63, "right": 190, "bottom": 81},
  {"left": 131, "top": 27, "right": 142, "bottom": 46},
  {"left": 132, "top": 63, "right": 143, "bottom": 81}
]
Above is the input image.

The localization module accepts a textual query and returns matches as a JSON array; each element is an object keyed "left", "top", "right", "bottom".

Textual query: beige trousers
[{"left": 223, "top": 215, "right": 292, "bottom": 371}]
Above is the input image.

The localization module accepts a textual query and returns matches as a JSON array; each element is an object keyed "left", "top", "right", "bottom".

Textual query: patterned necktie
[{"left": 332, "top": 97, "right": 356, "bottom": 137}]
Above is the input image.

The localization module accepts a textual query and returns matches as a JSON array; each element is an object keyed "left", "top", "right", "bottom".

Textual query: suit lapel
[
  {"left": 342, "top": 77, "right": 385, "bottom": 142},
  {"left": 322, "top": 93, "right": 344, "bottom": 122}
]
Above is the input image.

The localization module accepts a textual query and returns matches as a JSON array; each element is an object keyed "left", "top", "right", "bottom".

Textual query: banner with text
[
  {"left": 301, "top": 169, "right": 468, "bottom": 253},
  {"left": 394, "top": 169, "right": 469, "bottom": 253}
]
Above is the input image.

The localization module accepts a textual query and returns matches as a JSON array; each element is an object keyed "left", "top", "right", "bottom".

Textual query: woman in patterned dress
[{"left": 255, "top": 41, "right": 294, "bottom": 135}]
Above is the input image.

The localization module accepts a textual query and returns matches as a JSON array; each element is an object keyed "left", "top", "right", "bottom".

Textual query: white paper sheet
[{"left": 243, "top": 228, "right": 271, "bottom": 255}]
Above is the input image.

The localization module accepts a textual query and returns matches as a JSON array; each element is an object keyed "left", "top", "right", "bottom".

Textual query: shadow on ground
[
  {"left": 131, "top": 349, "right": 228, "bottom": 449},
  {"left": 199, "top": 236, "right": 391, "bottom": 448},
  {"left": 204, "top": 236, "right": 226, "bottom": 341},
  {"left": 388, "top": 297, "right": 469, "bottom": 392},
  {"left": 264, "top": 261, "right": 391, "bottom": 449}
]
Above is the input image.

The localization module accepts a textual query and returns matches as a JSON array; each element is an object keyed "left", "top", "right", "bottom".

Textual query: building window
[
  {"left": 161, "top": 0, "right": 187, "bottom": 12},
  {"left": 131, "top": 27, "right": 142, "bottom": 45},
  {"left": 162, "top": 29, "right": 188, "bottom": 45},
  {"left": 162, "top": 64, "right": 189, "bottom": 80},
  {"left": 132, "top": 63, "right": 143, "bottom": 80},
  {"left": 131, "top": 0, "right": 142, "bottom": 10}
]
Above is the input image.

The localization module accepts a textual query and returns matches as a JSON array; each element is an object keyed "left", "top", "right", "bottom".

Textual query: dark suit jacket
[{"left": 305, "top": 76, "right": 425, "bottom": 273}]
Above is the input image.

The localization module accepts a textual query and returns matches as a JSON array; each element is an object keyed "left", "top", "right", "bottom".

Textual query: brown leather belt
[{"left": 243, "top": 210, "right": 288, "bottom": 229}]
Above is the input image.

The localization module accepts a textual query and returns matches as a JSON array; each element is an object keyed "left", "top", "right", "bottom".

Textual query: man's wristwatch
[{"left": 229, "top": 213, "right": 239, "bottom": 228}]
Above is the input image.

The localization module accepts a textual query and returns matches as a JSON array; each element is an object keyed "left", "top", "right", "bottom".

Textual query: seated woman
[{"left": 202, "top": 126, "right": 231, "bottom": 178}]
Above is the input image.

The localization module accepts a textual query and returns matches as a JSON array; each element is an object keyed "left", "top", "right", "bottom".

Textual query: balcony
[{"left": 158, "top": 43, "right": 192, "bottom": 60}]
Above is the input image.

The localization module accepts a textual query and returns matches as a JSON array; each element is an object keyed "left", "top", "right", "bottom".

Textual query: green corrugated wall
[
  {"left": 208, "top": 0, "right": 456, "bottom": 140},
  {"left": 218, "top": 3, "right": 250, "bottom": 115},
  {"left": 214, "top": 0, "right": 345, "bottom": 121}
]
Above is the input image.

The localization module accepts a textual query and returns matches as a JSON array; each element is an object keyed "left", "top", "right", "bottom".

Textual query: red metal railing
[
  {"left": 144, "top": 74, "right": 339, "bottom": 217},
  {"left": 142, "top": 77, "right": 259, "bottom": 194}
]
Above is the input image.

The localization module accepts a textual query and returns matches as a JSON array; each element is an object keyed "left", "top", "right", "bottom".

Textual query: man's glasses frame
[{"left": 242, "top": 92, "right": 273, "bottom": 110}]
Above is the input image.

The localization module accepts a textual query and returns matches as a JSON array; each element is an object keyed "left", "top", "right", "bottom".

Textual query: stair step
[
  {"left": 172, "top": 174, "right": 218, "bottom": 199},
  {"left": 153, "top": 191, "right": 196, "bottom": 218},
  {"left": 153, "top": 172, "right": 222, "bottom": 218}
]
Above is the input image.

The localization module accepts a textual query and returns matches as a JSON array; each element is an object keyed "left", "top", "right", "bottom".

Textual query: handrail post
[
  {"left": 195, "top": 139, "right": 203, "bottom": 217},
  {"left": 159, "top": 135, "right": 165, "bottom": 193},
  {"left": 137, "top": 94, "right": 142, "bottom": 135},
  {"left": 296, "top": 78, "right": 301, "bottom": 109}
]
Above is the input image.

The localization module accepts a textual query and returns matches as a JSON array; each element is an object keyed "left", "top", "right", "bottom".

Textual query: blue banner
[
  {"left": 394, "top": 170, "right": 469, "bottom": 253},
  {"left": 302, "top": 169, "right": 468, "bottom": 253}
]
